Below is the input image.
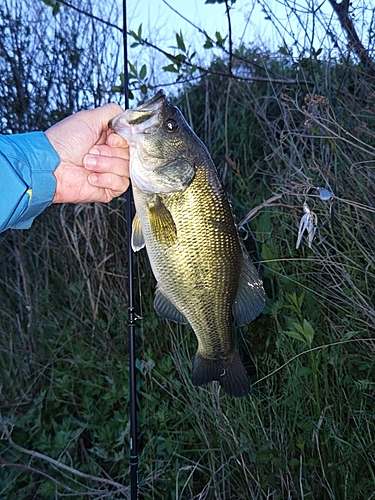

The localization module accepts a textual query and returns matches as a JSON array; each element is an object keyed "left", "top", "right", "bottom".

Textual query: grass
[{"left": 1, "top": 53, "right": 375, "bottom": 499}]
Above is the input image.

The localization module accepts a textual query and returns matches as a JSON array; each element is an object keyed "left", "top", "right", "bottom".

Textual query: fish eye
[{"left": 164, "top": 118, "right": 178, "bottom": 132}]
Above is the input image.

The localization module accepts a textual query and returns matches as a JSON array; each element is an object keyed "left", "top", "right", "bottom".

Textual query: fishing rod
[{"left": 122, "top": 0, "right": 139, "bottom": 498}]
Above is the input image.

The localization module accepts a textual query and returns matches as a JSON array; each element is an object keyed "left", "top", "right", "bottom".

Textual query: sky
[
  {"left": 124, "top": 0, "right": 374, "bottom": 56},
  {"left": 117, "top": 0, "right": 374, "bottom": 98},
  {"left": 126, "top": 0, "right": 286, "bottom": 54},
  {"left": 122, "top": 0, "right": 294, "bottom": 95}
]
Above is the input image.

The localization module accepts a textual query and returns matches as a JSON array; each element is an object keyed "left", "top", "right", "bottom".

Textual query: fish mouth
[
  {"left": 109, "top": 89, "right": 166, "bottom": 137},
  {"left": 131, "top": 89, "right": 166, "bottom": 114},
  {"left": 125, "top": 90, "right": 165, "bottom": 126}
]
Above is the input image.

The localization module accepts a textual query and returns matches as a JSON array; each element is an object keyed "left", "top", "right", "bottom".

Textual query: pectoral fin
[
  {"left": 131, "top": 214, "right": 145, "bottom": 251},
  {"left": 148, "top": 196, "right": 177, "bottom": 246},
  {"left": 154, "top": 284, "right": 189, "bottom": 324},
  {"left": 232, "top": 251, "right": 266, "bottom": 327}
]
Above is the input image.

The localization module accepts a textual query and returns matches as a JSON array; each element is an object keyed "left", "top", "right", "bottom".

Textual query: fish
[{"left": 110, "top": 90, "right": 266, "bottom": 397}]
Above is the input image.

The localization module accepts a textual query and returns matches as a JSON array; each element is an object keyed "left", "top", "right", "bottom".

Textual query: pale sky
[
  {"left": 125, "top": 0, "right": 373, "bottom": 56},
  {"left": 126, "top": 0, "right": 285, "bottom": 54},
  {"left": 119, "top": 0, "right": 374, "bottom": 98}
]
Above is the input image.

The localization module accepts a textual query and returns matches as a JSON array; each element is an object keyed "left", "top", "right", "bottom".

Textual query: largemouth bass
[{"left": 110, "top": 90, "right": 266, "bottom": 397}]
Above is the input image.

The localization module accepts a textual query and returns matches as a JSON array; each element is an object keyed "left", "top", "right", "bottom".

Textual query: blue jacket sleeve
[{"left": 0, "top": 132, "right": 60, "bottom": 232}]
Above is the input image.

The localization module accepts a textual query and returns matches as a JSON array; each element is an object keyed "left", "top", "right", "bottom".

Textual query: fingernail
[
  {"left": 108, "top": 134, "right": 123, "bottom": 147},
  {"left": 89, "top": 146, "right": 101, "bottom": 155},
  {"left": 89, "top": 174, "right": 98, "bottom": 184},
  {"left": 85, "top": 156, "right": 97, "bottom": 168}
]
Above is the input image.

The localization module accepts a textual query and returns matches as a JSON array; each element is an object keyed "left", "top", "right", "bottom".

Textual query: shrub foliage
[{"left": 1, "top": 1, "right": 375, "bottom": 499}]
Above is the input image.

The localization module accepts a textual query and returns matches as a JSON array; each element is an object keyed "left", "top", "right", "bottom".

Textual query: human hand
[{"left": 45, "top": 104, "right": 129, "bottom": 204}]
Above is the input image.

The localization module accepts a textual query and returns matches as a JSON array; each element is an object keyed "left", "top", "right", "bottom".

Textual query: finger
[
  {"left": 88, "top": 103, "right": 124, "bottom": 129},
  {"left": 87, "top": 143, "right": 129, "bottom": 159},
  {"left": 84, "top": 153, "right": 129, "bottom": 177},
  {"left": 79, "top": 104, "right": 125, "bottom": 145},
  {"left": 106, "top": 132, "right": 128, "bottom": 148},
  {"left": 88, "top": 172, "right": 130, "bottom": 195}
]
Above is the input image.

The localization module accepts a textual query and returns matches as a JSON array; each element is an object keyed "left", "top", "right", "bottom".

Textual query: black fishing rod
[{"left": 122, "top": 1, "right": 139, "bottom": 499}]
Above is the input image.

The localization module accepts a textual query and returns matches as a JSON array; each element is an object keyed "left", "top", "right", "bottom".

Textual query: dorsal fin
[{"left": 232, "top": 250, "right": 266, "bottom": 326}]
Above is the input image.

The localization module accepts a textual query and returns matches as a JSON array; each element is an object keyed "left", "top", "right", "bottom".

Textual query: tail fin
[{"left": 191, "top": 350, "right": 250, "bottom": 397}]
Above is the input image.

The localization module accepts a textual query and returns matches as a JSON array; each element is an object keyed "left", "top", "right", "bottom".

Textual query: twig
[
  {"left": 224, "top": 0, "right": 233, "bottom": 74},
  {"left": 327, "top": 0, "right": 375, "bottom": 77},
  {"left": 57, "top": 0, "right": 304, "bottom": 86},
  {"left": 0, "top": 457, "right": 81, "bottom": 494},
  {"left": 238, "top": 194, "right": 283, "bottom": 229},
  {"left": 135, "top": 35, "right": 299, "bottom": 85},
  {"left": 162, "top": 0, "right": 213, "bottom": 43},
  {"left": 56, "top": 0, "right": 122, "bottom": 32},
  {"left": 0, "top": 415, "right": 129, "bottom": 493},
  {"left": 254, "top": 338, "right": 371, "bottom": 386}
]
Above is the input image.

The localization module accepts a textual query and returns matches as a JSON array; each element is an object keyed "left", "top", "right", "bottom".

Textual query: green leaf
[
  {"left": 204, "top": 38, "right": 214, "bottom": 49},
  {"left": 52, "top": 3, "right": 60, "bottom": 15},
  {"left": 39, "top": 480, "right": 56, "bottom": 496},
  {"left": 279, "top": 45, "right": 289, "bottom": 56},
  {"left": 284, "top": 330, "right": 304, "bottom": 342},
  {"left": 307, "top": 458, "right": 319, "bottom": 467},
  {"left": 166, "top": 53, "right": 186, "bottom": 64},
  {"left": 297, "top": 366, "right": 312, "bottom": 377},
  {"left": 139, "top": 64, "right": 147, "bottom": 80},
  {"left": 162, "top": 64, "right": 179, "bottom": 73},
  {"left": 41, "top": 0, "right": 60, "bottom": 11},
  {"left": 302, "top": 319, "right": 315, "bottom": 347},
  {"left": 129, "top": 30, "right": 139, "bottom": 41},
  {"left": 215, "top": 31, "right": 226, "bottom": 47},
  {"left": 128, "top": 62, "right": 136, "bottom": 74},
  {"left": 261, "top": 243, "right": 280, "bottom": 272},
  {"left": 296, "top": 434, "right": 305, "bottom": 451},
  {"left": 292, "top": 322, "right": 306, "bottom": 337},
  {"left": 176, "top": 31, "right": 186, "bottom": 52},
  {"left": 314, "top": 47, "right": 323, "bottom": 57}
]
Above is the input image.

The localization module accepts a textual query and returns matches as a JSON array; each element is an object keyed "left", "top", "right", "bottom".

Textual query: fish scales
[
  {"left": 110, "top": 90, "right": 266, "bottom": 397},
  {"left": 134, "top": 166, "right": 241, "bottom": 358}
]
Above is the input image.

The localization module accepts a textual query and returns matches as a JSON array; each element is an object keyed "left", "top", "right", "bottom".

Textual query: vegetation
[{"left": 1, "top": 0, "right": 375, "bottom": 498}]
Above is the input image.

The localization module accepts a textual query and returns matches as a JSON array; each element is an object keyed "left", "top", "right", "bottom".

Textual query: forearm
[{"left": 0, "top": 132, "right": 60, "bottom": 232}]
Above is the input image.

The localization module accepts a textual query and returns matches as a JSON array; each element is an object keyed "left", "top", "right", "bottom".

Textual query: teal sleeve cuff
[{"left": 0, "top": 131, "right": 60, "bottom": 231}]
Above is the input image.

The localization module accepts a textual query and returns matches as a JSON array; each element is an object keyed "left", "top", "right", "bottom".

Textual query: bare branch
[
  {"left": 0, "top": 415, "right": 129, "bottom": 494},
  {"left": 57, "top": 0, "right": 122, "bottom": 32},
  {"left": 328, "top": 0, "right": 375, "bottom": 76},
  {"left": 224, "top": 0, "right": 233, "bottom": 75}
]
